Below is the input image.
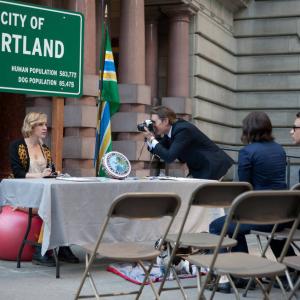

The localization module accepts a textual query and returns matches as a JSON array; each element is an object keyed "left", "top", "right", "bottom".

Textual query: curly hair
[{"left": 21, "top": 112, "right": 47, "bottom": 138}]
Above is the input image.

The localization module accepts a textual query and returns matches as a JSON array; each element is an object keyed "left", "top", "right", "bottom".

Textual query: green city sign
[{"left": 0, "top": 0, "right": 84, "bottom": 97}]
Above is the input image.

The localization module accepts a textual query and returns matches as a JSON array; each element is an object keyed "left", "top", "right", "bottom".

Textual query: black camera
[{"left": 137, "top": 119, "right": 155, "bottom": 132}]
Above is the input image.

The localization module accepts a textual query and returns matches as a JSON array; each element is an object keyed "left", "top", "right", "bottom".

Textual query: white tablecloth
[{"left": 0, "top": 178, "right": 224, "bottom": 255}]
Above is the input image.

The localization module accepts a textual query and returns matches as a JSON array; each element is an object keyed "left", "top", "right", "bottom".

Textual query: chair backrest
[
  {"left": 190, "top": 182, "right": 252, "bottom": 208},
  {"left": 229, "top": 190, "right": 300, "bottom": 225},
  {"left": 291, "top": 183, "right": 300, "bottom": 191},
  {"left": 108, "top": 192, "right": 181, "bottom": 219},
  {"left": 208, "top": 190, "right": 300, "bottom": 271},
  {"left": 171, "top": 182, "right": 252, "bottom": 251}
]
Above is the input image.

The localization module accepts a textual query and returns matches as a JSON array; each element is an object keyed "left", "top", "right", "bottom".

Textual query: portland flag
[{"left": 94, "top": 27, "right": 120, "bottom": 176}]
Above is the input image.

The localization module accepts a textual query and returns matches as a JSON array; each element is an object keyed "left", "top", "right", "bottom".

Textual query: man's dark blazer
[{"left": 151, "top": 119, "right": 234, "bottom": 179}]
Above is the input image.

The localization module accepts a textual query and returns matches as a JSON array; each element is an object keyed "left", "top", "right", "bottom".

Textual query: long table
[{"left": 0, "top": 177, "right": 223, "bottom": 255}]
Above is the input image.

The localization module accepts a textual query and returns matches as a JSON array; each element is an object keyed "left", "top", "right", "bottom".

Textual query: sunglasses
[{"left": 292, "top": 126, "right": 300, "bottom": 131}]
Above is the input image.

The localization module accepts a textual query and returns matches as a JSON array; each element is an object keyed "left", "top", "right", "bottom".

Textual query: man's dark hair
[
  {"left": 241, "top": 111, "right": 274, "bottom": 144},
  {"left": 296, "top": 112, "right": 300, "bottom": 118},
  {"left": 151, "top": 106, "right": 177, "bottom": 125}
]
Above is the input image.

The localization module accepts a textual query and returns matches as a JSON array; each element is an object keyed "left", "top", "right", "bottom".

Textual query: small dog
[{"left": 154, "top": 238, "right": 196, "bottom": 278}]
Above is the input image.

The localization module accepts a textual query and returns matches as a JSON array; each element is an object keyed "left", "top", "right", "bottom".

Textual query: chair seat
[
  {"left": 284, "top": 256, "right": 300, "bottom": 271},
  {"left": 251, "top": 228, "right": 300, "bottom": 241},
  {"left": 167, "top": 232, "right": 237, "bottom": 249},
  {"left": 82, "top": 242, "right": 160, "bottom": 262},
  {"left": 188, "top": 252, "right": 286, "bottom": 277}
]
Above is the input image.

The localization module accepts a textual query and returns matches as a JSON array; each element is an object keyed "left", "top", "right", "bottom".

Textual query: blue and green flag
[{"left": 94, "top": 27, "right": 120, "bottom": 176}]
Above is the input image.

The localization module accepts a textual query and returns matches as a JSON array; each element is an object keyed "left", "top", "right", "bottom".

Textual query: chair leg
[
  {"left": 171, "top": 265, "right": 188, "bottom": 300},
  {"left": 17, "top": 208, "right": 33, "bottom": 268},
  {"left": 255, "top": 278, "right": 270, "bottom": 300},
  {"left": 74, "top": 251, "right": 98, "bottom": 300},
  {"left": 85, "top": 254, "right": 100, "bottom": 300},
  {"left": 256, "top": 234, "right": 264, "bottom": 255},
  {"left": 209, "top": 274, "right": 220, "bottom": 300},
  {"left": 227, "top": 275, "right": 240, "bottom": 300},
  {"left": 288, "top": 277, "right": 300, "bottom": 300},
  {"left": 53, "top": 248, "right": 60, "bottom": 279},
  {"left": 242, "top": 277, "right": 254, "bottom": 297},
  {"left": 137, "top": 261, "right": 160, "bottom": 300},
  {"left": 285, "top": 269, "right": 294, "bottom": 291},
  {"left": 197, "top": 270, "right": 214, "bottom": 300},
  {"left": 291, "top": 241, "right": 300, "bottom": 252},
  {"left": 196, "top": 267, "right": 202, "bottom": 293},
  {"left": 275, "top": 275, "right": 288, "bottom": 299},
  {"left": 158, "top": 241, "right": 176, "bottom": 296}
]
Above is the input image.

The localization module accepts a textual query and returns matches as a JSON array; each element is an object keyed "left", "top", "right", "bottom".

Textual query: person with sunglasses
[{"left": 290, "top": 112, "right": 300, "bottom": 146}]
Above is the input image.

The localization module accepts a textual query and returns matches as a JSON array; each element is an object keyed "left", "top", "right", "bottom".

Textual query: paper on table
[
  {"left": 146, "top": 176, "right": 216, "bottom": 182},
  {"left": 55, "top": 176, "right": 112, "bottom": 182}
]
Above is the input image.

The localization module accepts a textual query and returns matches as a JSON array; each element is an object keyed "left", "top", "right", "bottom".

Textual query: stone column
[
  {"left": 161, "top": 5, "right": 197, "bottom": 177},
  {"left": 161, "top": 5, "right": 197, "bottom": 116},
  {"left": 63, "top": 0, "right": 98, "bottom": 176},
  {"left": 165, "top": 6, "right": 192, "bottom": 98},
  {"left": 119, "top": 0, "right": 145, "bottom": 84},
  {"left": 113, "top": 0, "right": 152, "bottom": 176},
  {"left": 145, "top": 8, "right": 160, "bottom": 106}
]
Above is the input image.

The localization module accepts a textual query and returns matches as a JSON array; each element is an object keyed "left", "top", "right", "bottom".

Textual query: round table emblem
[{"left": 101, "top": 151, "right": 131, "bottom": 179}]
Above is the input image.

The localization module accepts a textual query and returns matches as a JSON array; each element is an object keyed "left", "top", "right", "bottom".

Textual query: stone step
[
  {"left": 234, "top": 17, "right": 300, "bottom": 37},
  {"left": 236, "top": 91, "right": 300, "bottom": 108},
  {"left": 236, "top": 110, "right": 298, "bottom": 127},
  {"left": 237, "top": 73, "right": 300, "bottom": 91},
  {"left": 193, "top": 78, "right": 237, "bottom": 107},
  {"left": 194, "top": 35, "right": 237, "bottom": 72},
  {"left": 194, "top": 12, "right": 236, "bottom": 54},
  {"left": 237, "top": 36, "right": 300, "bottom": 55},
  {"left": 235, "top": 0, "right": 300, "bottom": 20},
  {"left": 194, "top": 119, "right": 238, "bottom": 145},
  {"left": 195, "top": 56, "right": 236, "bottom": 90},
  {"left": 194, "top": 119, "right": 295, "bottom": 145},
  {"left": 193, "top": 100, "right": 237, "bottom": 127},
  {"left": 194, "top": 49, "right": 300, "bottom": 74},
  {"left": 237, "top": 54, "right": 300, "bottom": 73},
  {"left": 193, "top": 99, "right": 298, "bottom": 127}
]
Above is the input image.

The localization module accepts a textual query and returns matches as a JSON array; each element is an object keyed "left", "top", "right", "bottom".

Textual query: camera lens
[{"left": 137, "top": 123, "right": 145, "bottom": 132}]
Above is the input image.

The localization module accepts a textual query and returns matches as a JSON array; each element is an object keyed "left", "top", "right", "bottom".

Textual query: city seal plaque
[{"left": 101, "top": 151, "right": 131, "bottom": 179}]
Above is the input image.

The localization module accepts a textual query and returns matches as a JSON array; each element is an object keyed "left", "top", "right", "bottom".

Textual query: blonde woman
[{"left": 9, "top": 112, "right": 79, "bottom": 266}]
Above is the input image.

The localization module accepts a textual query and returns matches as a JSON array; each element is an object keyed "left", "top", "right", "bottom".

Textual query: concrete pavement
[{"left": 0, "top": 245, "right": 286, "bottom": 300}]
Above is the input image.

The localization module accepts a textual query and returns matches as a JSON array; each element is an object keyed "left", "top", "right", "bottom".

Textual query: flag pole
[
  {"left": 98, "top": 1, "right": 108, "bottom": 102},
  {"left": 95, "top": 1, "right": 108, "bottom": 175}
]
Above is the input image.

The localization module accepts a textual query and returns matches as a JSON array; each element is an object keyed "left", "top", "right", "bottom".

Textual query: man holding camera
[{"left": 142, "top": 106, "right": 233, "bottom": 180}]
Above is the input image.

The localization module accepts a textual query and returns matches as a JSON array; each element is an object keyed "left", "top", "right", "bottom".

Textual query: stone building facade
[{"left": 1, "top": 0, "right": 299, "bottom": 185}]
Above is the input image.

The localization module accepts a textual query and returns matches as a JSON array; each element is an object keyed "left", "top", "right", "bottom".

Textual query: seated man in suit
[{"left": 143, "top": 106, "right": 233, "bottom": 180}]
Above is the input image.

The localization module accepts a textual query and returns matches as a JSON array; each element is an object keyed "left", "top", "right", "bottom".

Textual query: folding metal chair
[
  {"left": 284, "top": 182, "right": 300, "bottom": 300},
  {"left": 74, "top": 192, "right": 181, "bottom": 300},
  {"left": 283, "top": 255, "right": 300, "bottom": 299},
  {"left": 158, "top": 182, "right": 252, "bottom": 299},
  {"left": 243, "top": 182, "right": 300, "bottom": 296},
  {"left": 250, "top": 183, "right": 300, "bottom": 256},
  {"left": 187, "top": 190, "right": 300, "bottom": 300}
]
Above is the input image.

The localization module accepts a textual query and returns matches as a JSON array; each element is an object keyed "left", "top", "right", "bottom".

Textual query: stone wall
[{"left": 192, "top": 0, "right": 300, "bottom": 185}]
